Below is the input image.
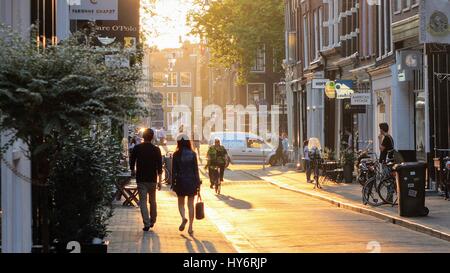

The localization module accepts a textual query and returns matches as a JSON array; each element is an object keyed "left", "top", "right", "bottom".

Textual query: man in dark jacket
[{"left": 130, "top": 129, "right": 163, "bottom": 231}]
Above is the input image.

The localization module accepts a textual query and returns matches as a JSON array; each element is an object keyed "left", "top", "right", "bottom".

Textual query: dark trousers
[
  {"left": 209, "top": 165, "right": 225, "bottom": 186},
  {"left": 305, "top": 160, "right": 311, "bottom": 181}
]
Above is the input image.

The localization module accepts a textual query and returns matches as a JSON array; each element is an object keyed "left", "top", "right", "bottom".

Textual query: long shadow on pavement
[
  {"left": 216, "top": 194, "right": 253, "bottom": 210},
  {"left": 181, "top": 234, "right": 218, "bottom": 253},
  {"left": 139, "top": 231, "right": 161, "bottom": 253}
]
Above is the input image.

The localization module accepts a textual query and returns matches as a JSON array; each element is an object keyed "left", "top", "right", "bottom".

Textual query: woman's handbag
[{"left": 195, "top": 190, "right": 205, "bottom": 220}]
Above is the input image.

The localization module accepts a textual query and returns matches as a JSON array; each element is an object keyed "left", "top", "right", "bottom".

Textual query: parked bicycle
[
  {"left": 435, "top": 149, "right": 450, "bottom": 200},
  {"left": 362, "top": 152, "right": 397, "bottom": 206},
  {"left": 161, "top": 152, "right": 173, "bottom": 185}
]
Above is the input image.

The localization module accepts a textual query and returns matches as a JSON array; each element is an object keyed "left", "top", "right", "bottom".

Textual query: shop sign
[
  {"left": 72, "top": 0, "right": 140, "bottom": 48},
  {"left": 351, "top": 93, "right": 372, "bottom": 106},
  {"left": 69, "top": 0, "right": 119, "bottom": 21},
  {"left": 325, "top": 81, "right": 336, "bottom": 99},
  {"left": 344, "top": 101, "right": 366, "bottom": 114},
  {"left": 335, "top": 80, "right": 354, "bottom": 99},
  {"left": 312, "top": 79, "right": 330, "bottom": 89},
  {"left": 398, "top": 70, "right": 406, "bottom": 82}
]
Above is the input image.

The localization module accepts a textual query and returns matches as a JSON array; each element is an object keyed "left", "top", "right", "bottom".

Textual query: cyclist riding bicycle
[{"left": 206, "top": 138, "right": 229, "bottom": 189}]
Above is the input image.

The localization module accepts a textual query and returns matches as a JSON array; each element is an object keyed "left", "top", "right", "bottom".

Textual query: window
[
  {"left": 360, "top": 0, "right": 376, "bottom": 58},
  {"left": 251, "top": 45, "right": 266, "bottom": 72},
  {"left": 273, "top": 83, "right": 288, "bottom": 106},
  {"left": 394, "top": 0, "right": 402, "bottom": 13},
  {"left": 167, "top": 111, "right": 189, "bottom": 134},
  {"left": 180, "top": 72, "right": 191, "bottom": 87},
  {"left": 180, "top": 92, "right": 192, "bottom": 107},
  {"left": 152, "top": 72, "right": 166, "bottom": 87},
  {"left": 402, "top": 0, "right": 411, "bottom": 11},
  {"left": 167, "top": 72, "right": 178, "bottom": 87},
  {"left": 303, "top": 14, "right": 309, "bottom": 68},
  {"left": 377, "top": 0, "right": 392, "bottom": 59},
  {"left": 314, "top": 9, "right": 319, "bottom": 60},
  {"left": 167, "top": 92, "right": 178, "bottom": 107},
  {"left": 319, "top": 7, "right": 323, "bottom": 52},
  {"left": 273, "top": 48, "right": 281, "bottom": 73},
  {"left": 247, "top": 83, "right": 266, "bottom": 106}
]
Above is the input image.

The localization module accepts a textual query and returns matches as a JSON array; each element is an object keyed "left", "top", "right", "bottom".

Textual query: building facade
[
  {"left": 1, "top": 0, "right": 71, "bottom": 253},
  {"left": 284, "top": 0, "right": 450, "bottom": 186},
  {"left": 148, "top": 43, "right": 199, "bottom": 138}
]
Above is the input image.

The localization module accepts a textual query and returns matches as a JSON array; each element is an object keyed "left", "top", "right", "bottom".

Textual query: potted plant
[
  {"left": 340, "top": 148, "right": 356, "bottom": 183},
  {"left": 323, "top": 147, "right": 336, "bottom": 161},
  {"left": 48, "top": 126, "right": 123, "bottom": 253}
]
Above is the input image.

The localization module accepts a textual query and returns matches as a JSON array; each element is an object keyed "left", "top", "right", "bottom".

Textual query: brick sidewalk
[
  {"left": 240, "top": 166, "right": 450, "bottom": 242},
  {"left": 106, "top": 186, "right": 236, "bottom": 253}
]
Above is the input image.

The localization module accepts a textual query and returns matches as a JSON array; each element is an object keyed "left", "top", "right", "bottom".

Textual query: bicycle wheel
[
  {"left": 357, "top": 173, "right": 367, "bottom": 187},
  {"left": 162, "top": 167, "right": 170, "bottom": 184},
  {"left": 362, "top": 179, "right": 384, "bottom": 206},
  {"left": 377, "top": 178, "right": 398, "bottom": 205}
]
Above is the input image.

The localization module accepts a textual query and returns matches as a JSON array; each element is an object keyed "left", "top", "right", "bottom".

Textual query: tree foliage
[
  {"left": 188, "top": 0, "right": 285, "bottom": 85},
  {"left": 0, "top": 24, "right": 146, "bottom": 156},
  {"left": 49, "top": 125, "right": 123, "bottom": 244}
]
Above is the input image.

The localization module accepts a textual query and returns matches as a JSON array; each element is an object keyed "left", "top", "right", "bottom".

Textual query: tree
[
  {"left": 188, "top": 0, "right": 285, "bottom": 85},
  {"left": 0, "top": 25, "right": 145, "bottom": 157},
  {"left": 0, "top": 24, "right": 146, "bottom": 251}
]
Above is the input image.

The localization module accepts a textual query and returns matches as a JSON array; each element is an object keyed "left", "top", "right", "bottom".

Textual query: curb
[{"left": 242, "top": 170, "right": 450, "bottom": 243}]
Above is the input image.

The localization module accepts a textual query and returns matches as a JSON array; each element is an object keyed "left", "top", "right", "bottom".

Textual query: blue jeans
[{"left": 137, "top": 183, "right": 157, "bottom": 227}]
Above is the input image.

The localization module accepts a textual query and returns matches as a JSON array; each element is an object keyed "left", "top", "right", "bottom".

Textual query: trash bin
[{"left": 393, "top": 162, "right": 429, "bottom": 217}]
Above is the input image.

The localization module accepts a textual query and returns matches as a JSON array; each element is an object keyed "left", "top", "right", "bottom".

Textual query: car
[{"left": 208, "top": 132, "right": 277, "bottom": 165}]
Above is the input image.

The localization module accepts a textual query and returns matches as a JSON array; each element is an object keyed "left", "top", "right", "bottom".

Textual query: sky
[{"left": 142, "top": 0, "right": 200, "bottom": 49}]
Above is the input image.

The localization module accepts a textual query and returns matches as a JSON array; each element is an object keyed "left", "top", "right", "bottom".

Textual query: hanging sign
[
  {"left": 69, "top": 0, "right": 119, "bottom": 21},
  {"left": 335, "top": 80, "right": 354, "bottom": 99},
  {"left": 312, "top": 79, "right": 330, "bottom": 89},
  {"left": 325, "top": 81, "right": 336, "bottom": 99},
  {"left": 351, "top": 93, "right": 372, "bottom": 106}
]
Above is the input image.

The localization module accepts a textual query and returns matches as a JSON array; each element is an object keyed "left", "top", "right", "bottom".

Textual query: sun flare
[{"left": 141, "top": 0, "right": 199, "bottom": 49}]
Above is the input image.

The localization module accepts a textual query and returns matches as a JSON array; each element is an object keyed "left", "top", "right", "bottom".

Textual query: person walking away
[
  {"left": 282, "top": 133, "right": 289, "bottom": 167},
  {"left": 130, "top": 129, "right": 163, "bottom": 231},
  {"left": 158, "top": 127, "right": 169, "bottom": 154},
  {"left": 275, "top": 134, "right": 284, "bottom": 166},
  {"left": 308, "top": 139, "right": 322, "bottom": 189},
  {"left": 171, "top": 134, "right": 201, "bottom": 236},
  {"left": 206, "top": 139, "right": 228, "bottom": 189},
  {"left": 303, "top": 140, "right": 312, "bottom": 183},
  {"left": 128, "top": 137, "right": 137, "bottom": 169},
  {"left": 378, "top": 123, "right": 394, "bottom": 163}
]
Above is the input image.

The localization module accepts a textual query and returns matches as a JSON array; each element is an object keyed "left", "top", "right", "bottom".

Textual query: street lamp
[{"left": 277, "top": 79, "right": 287, "bottom": 134}]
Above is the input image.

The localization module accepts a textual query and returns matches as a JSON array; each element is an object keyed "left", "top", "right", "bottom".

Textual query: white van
[{"left": 208, "top": 132, "right": 277, "bottom": 165}]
